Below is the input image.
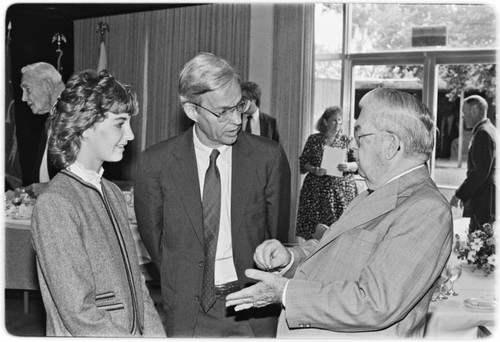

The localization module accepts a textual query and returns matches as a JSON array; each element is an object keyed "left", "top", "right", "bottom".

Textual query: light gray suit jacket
[{"left": 278, "top": 166, "right": 453, "bottom": 338}]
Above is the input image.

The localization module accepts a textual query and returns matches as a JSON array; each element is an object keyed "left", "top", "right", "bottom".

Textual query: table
[
  {"left": 4, "top": 217, "right": 38, "bottom": 313},
  {"left": 3, "top": 214, "right": 152, "bottom": 312},
  {"left": 425, "top": 218, "right": 497, "bottom": 338}
]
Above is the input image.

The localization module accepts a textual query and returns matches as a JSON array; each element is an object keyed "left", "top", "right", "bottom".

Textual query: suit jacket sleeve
[
  {"left": 283, "top": 196, "right": 452, "bottom": 331},
  {"left": 456, "top": 130, "right": 495, "bottom": 201},
  {"left": 267, "top": 144, "right": 291, "bottom": 243},
  {"left": 134, "top": 150, "right": 163, "bottom": 270},
  {"left": 282, "top": 240, "right": 320, "bottom": 278}
]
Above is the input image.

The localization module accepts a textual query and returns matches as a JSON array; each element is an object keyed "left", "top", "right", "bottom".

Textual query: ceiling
[{"left": 6, "top": 3, "right": 198, "bottom": 21}]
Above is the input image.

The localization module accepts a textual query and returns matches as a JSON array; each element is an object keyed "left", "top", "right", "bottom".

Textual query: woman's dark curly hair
[{"left": 49, "top": 70, "right": 138, "bottom": 170}]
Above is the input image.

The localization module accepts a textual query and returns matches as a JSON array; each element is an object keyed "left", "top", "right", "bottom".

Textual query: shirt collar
[
  {"left": 244, "top": 108, "right": 260, "bottom": 120},
  {"left": 192, "top": 125, "right": 231, "bottom": 161},
  {"left": 380, "top": 164, "right": 425, "bottom": 189},
  {"left": 473, "top": 118, "right": 488, "bottom": 133},
  {"left": 67, "top": 161, "right": 104, "bottom": 188}
]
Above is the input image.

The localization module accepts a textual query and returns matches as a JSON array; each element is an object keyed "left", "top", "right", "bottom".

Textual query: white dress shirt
[
  {"left": 39, "top": 140, "right": 50, "bottom": 183},
  {"left": 193, "top": 127, "right": 238, "bottom": 285},
  {"left": 243, "top": 109, "right": 261, "bottom": 136}
]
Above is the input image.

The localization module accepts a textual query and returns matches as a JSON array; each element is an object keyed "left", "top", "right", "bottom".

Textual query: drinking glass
[
  {"left": 444, "top": 264, "right": 462, "bottom": 296},
  {"left": 11, "top": 194, "right": 23, "bottom": 215},
  {"left": 436, "top": 273, "right": 450, "bottom": 300}
]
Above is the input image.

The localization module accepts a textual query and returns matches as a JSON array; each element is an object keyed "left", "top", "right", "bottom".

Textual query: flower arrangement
[{"left": 456, "top": 222, "right": 496, "bottom": 275}]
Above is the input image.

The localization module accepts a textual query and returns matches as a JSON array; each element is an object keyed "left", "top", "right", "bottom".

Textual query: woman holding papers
[{"left": 296, "top": 106, "right": 358, "bottom": 240}]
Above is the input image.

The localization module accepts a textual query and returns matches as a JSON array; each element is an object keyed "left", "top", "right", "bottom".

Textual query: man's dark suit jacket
[
  {"left": 456, "top": 118, "right": 496, "bottom": 226},
  {"left": 134, "top": 127, "right": 291, "bottom": 337},
  {"left": 259, "top": 112, "right": 280, "bottom": 142}
]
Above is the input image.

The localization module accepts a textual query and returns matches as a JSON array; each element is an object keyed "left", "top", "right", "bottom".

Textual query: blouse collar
[{"left": 67, "top": 161, "right": 104, "bottom": 190}]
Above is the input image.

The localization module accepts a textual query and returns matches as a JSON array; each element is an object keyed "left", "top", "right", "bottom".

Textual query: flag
[
  {"left": 97, "top": 37, "right": 108, "bottom": 72},
  {"left": 5, "top": 21, "right": 23, "bottom": 190}
]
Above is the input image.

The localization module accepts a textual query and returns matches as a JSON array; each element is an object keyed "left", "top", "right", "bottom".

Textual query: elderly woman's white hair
[{"left": 359, "top": 87, "right": 435, "bottom": 160}]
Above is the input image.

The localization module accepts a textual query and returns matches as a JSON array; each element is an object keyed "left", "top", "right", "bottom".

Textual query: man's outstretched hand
[{"left": 225, "top": 269, "right": 288, "bottom": 311}]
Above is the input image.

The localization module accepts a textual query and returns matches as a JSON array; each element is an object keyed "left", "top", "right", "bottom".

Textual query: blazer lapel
[
  {"left": 231, "top": 133, "right": 255, "bottom": 240},
  {"left": 301, "top": 166, "right": 430, "bottom": 263},
  {"left": 171, "top": 128, "right": 204, "bottom": 244},
  {"left": 302, "top": 185, "right": 398, "bottom": 261},
  {"left": 259, "top": 114, "right": 268, "bottom": 138}
]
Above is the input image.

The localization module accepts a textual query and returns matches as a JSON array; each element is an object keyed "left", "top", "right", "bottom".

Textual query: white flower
[
  {"left": 487, "top": 254, "right": 496, "bottom": 265},
  {"left": 471, "top": 231, "right": 482, "bottom": 239},
  {"left": 470, "top": 238, "right": 484, "bottom": 251},
  {"left": 467, "top": 250, "right": 477, "bottom": 263}
]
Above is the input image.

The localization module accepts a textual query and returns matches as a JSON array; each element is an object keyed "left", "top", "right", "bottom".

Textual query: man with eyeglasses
[
  {"left": 226, "top": 87, "right": 453, "bottom": 338},
  {"left": 134, "top": 52, "right": 291, "bottom": 337}
]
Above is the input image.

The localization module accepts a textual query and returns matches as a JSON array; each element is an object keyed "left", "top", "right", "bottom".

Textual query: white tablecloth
[{"left": 425, "top": 218, "right": 497, "bottom": 338}]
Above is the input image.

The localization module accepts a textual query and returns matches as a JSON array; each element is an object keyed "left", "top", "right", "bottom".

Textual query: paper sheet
[{"left": 321, "top": 146, "right": 346, "bottom": 177}]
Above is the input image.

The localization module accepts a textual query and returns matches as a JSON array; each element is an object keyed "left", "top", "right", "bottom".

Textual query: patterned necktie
[
  {"left": 245, "top": 115, "right": 252, "bottom": 133},
  {"left": 200, "top": 149, "right": 221, "bottom": 312}
]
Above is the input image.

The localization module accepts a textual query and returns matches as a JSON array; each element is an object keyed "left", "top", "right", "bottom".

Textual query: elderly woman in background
[
  {"left": 296, "top": 106, "right": 358, "bottom": 240},
  {"left": 31, "top": 70, "right": 166, "bottom": 337}
]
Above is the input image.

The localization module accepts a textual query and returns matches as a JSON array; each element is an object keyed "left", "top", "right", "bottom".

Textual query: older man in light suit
[
  {"left": 226, "top": 87, "right": 453, "bottom": 338},
  {"left": 134, "top": 53, "right": 291, "bottom": 337}
]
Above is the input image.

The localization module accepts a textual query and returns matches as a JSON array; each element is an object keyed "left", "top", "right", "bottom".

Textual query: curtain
[
  {"left": 74, "top": 4, "right": 251, "bottom": 181},
  {"left": 272, "top": 4, "right": 315, "bottom": 242}
]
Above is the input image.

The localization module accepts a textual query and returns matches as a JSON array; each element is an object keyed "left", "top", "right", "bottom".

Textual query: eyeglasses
[
  {"left": 186, "top": 97, "right": 250, "bottom": 120},
  {"left": 353, "top": 130, "right": 395, "bottom": 148}
]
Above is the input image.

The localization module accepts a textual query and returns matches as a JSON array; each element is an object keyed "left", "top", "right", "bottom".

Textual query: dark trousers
[{"left": 193, "top": 296, "right": 254, "bottom": 337}]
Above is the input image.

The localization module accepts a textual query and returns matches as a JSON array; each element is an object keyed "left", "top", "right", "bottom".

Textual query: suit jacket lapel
[
  {"left": 171, "top": 127, "right": 205, "bottom": 244},
  {"left": 302, "top": 166, "right": 430, "bottom": 263},
  {"left": 259, "top": 114, "right": 268, "bottom": 138},
  {"left": 231, "top": 133, "right": 255, "bottom": 240}
]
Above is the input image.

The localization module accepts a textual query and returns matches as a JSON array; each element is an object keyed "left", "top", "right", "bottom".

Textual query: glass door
[{"left": 434, "top": 63, "right": 496, "bottom": 218}]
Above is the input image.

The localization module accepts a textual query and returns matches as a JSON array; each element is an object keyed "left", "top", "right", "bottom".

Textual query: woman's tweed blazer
[{"left": 31, "top": 170, "right": 165, "bottom": 336}]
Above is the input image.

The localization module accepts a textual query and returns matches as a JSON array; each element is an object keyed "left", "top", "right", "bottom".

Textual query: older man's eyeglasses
[
  {"left": 353, "top": 132, "right": 380, "bottom": 148},
  {"left": 187, "top": 97, "right": 250, "bottom": 120},
  {"left": 353, "top": 130, "right": 400, "bottom": 150}
]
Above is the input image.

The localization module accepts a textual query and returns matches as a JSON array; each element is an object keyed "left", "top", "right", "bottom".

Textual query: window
[{"left": 350, "top": 3, "right": 497, "bottom": 53}]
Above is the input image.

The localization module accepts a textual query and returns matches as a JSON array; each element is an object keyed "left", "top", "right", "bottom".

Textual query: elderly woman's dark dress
[{"left": 296, "top": 133, "right": 358, "bottom": 240}]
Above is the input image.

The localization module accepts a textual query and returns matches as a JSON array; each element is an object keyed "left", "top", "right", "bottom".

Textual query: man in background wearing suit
[
  {"left": 20, "top": 62, "right": 65, "bottom": 196},
  {"left": 451, "top": 95, "right": 496, "bottom": 232},
  {"left": 226, "top": 88, "right": 453, "bottom": 338},
  {"left": 241, "top": 81, "right": 280, "bottom": 142},
  {"left": 134, "top": 52, "right": 291, "bottom": 337}
]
